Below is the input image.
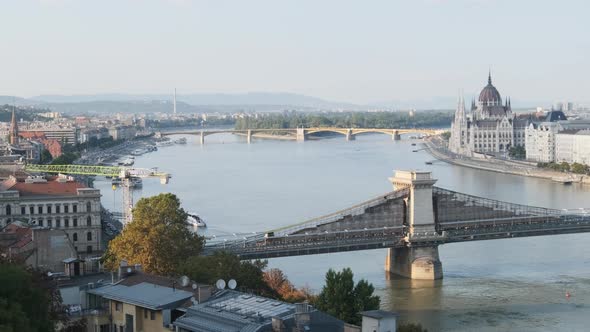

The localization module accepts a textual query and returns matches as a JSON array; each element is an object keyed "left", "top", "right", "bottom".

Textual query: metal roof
[{"left": 88, "top": 282, "right": 193, "bottom": 310}]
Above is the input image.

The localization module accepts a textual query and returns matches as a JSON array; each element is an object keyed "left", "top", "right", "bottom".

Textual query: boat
[
  {"left": 425, "top": 161, "right": 433, "bottom": 165},
  {"left": 411, "top": 143, "right": 417, "bottom": 146},
  {"left": 174, "top": 137, "right": 187, "bottom": 145},
  {"left": 111, "top": 178, "right": 122, "bottom": 185},
  {"left": 118, "top": 158, "right": 134, "bottom": 166},
  {"left": 130, "top": 177, "right": 142, "bottom": 188},
  {"left": 156, "top": 140, "right": 174, "bottom": 147},
  {"left": 187, "top": 213, "right": 207, "bottom": 228}
]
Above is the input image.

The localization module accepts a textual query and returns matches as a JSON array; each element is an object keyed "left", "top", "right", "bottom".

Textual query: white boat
[
  {"left": 118, "top": 158, "right": 134, "bottom": 166},
  {"left": 174, "top": 137, "right": 187, "bottom": 145},
  {"left": 156, "top": 140, "right": 174, "bottom": 147},
  {"left": 187, "top": 213, "right": 206, "bottom": 228}
]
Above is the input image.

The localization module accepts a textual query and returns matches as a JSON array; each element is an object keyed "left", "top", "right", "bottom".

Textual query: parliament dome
[{"left": 478, "top": 73, "right": 502, "bottom": 104}]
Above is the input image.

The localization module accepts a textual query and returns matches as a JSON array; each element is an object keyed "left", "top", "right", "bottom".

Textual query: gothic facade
[{"left": 449, "top": 74, "right": 530, "bottom": 156}]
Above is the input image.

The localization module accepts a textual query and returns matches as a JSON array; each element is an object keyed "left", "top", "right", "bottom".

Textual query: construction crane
[{"left": 24, "top": 164, "right": 171, "bottom": 224}]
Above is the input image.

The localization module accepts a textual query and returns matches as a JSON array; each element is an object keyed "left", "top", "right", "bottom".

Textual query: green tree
[
  {"left": 180, "top": 252, "right": 274, "bottom": 297},
  {"left": 0, "top": 263, "right": 64, "bottom": 332},
  {"left": 39, "top": 149, "right": 53, "bottom": 164},
  {"left": 50, "top": 152, "right": 79, "bottom": 165},
  {"left": 571, "top": 162, "right": 589, "bottom": 174},
  {"left": 508, "top": 145, "right": 526, "bottom": 159},
  {"left": 102, "top": 193, "right": 204, "bottom": 275},
  {"left": 398, "top": 323, "right": 428, "bottom": 332},
  {"left": 315, "top": 268, "right": 380, "bottom": 325}
]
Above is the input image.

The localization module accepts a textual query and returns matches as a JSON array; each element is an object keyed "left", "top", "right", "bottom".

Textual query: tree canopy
[
  {"left": 180, "top": 251, "right": 274, "bottom": 297},
  {"left": 0, "top": 262, "right": 63, "bottom": 332},
  {"left": 315, "top": 268, "right": 380, "bottom": 325},
  {"left": 103, "top": 193, "right": 203, "bottom": 275}
]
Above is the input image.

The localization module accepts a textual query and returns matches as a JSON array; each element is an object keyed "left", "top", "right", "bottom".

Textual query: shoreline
[{"left": 423, "top": 137, "right": 590, "bottom": 185}]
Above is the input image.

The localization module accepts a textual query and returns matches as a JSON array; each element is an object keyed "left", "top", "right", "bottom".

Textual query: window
[
  {"left": 29, "top": 206, "right": 34, "bottom": 214},
  {"left": 73, "top": 204, "right": 77, "bottom": 213},
  {"left": 86, "top": 245, "right": 92, "bottom": 253},
  {"left": 87, "top": 202, "right": 92, "bottom": 212},
  {"left": 144, "top": 309, "right": 148, "bottom": 319},
  {"left": 55, "top": 218, "right": 61, "bottom": 228},
  {"left": 64, "top": 205, "right": 69, "bottom": 213},
  {"left": 6, "top": 205, "right": 11, "bottom": 216},
  {"left": 73, "top": 218, "right": 78, "bottom": 227},
  {"left": 73, "top": 233, "right": 78, "bottom": 242},
  {"left": 38, "top": 206, "right": 43, "bottom": 214},
  {"left": 115, "top": 302, "right": 122, "bottom": 311},
  {"left": 56, "top": 205, "right": 61, "bottom": 214},
  {"left": 150, "top": 310, "right": 155, "bottom": 320},
  {"left": 87, "top": 231, "right": 92, "bottom": 241},
  {"left": 39, "top": 219, "right": 44, "bottom": 227},
  {"left": 47, "top": 205, "right": 52, "bottom": 214},
  {"left": 21, "top": 206, "right": 26, "bottom": 215},
  {"left": 87, "top": 216, "right": 92, "bottom": 227},
  {"left": 64, "top": 218, "right": 69, "bottom": 228}
]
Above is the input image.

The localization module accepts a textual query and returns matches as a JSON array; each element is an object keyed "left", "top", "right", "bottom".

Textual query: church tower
[
  {"left": 9, "top": 108, "right": 19, "bottom": 145},
  {"left": 449, "top": 93, "right": 467, "bottom": 154}
]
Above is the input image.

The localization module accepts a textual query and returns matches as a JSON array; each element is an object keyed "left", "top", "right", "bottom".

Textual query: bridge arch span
[{"left": 304, "top": 128, "right": 350, "bottom": 136}]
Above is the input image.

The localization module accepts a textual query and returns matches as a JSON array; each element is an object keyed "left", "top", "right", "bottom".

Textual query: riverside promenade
[{"left": 423, "top": 137, "right": 590, "bottom": 185}]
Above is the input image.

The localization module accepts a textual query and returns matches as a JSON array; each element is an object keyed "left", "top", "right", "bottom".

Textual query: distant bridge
[
  {"left": 203, "top": 170, "right": 590, "bottom": 280},
  {"left": 157, "top": 127, "right": 442, "bottom": 144}
]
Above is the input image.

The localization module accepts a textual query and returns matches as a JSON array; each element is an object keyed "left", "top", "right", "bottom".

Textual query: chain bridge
[
  {"left": 157, "top": 127, "right": 442, "bottom": 144},
  {"left": 202, "top": 170, "right": 590, "bottom": 280}
]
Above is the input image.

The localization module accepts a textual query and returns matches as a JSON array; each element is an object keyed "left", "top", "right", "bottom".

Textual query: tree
[
  {"left": 508, "top": 145, "right": 526, "bottom": 159},
  {"left": 103, "top": 193, "right": 203, "bottom": 275},
  {"left": 40, "top": 149, "right": 53, "bottom": 164},
  {"left": 571, "top": 162, "right": 589, "bottom": 174},
  {"left": 398, "top": 323, "right": 428, "bottom": 332},
  {"left": 180, "top": 252, "right": 274, "bottom": 297},
  {"left": 0, "top": 262, "right": 64, "bottom": 332},
  {"left": 441, "top": 131, "right": 451, "bottom": 141},
  {"left": 315, "top": 268, "right": 380, "bottom": 325},
  {"left": 263, "top": 268, "right": 316, "bottom": 303}
]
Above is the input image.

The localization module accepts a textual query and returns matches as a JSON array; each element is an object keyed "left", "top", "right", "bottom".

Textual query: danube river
[{"left": 94, "top": 133, "right": 590, "bottom": 331}]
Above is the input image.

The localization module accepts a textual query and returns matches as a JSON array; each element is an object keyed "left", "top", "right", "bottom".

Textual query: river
[{"left": 94, "top": 133, "right": 590, "bottom": 331}]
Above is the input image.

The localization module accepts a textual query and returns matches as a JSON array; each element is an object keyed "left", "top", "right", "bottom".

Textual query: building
[
  {"left": 360, "top": 310, "right": 398, "bottom": 332},
  {"left": 0, "top": 222, "right": 78, "bottom": 272},
  {"left": 556, "top": 129, "right": 590, "bottom": 164},
  {"left": 174, "top": 290, "right": 354, "bottom": 332},
  {"left": 449, "top": 73, "right": 533, "bottom": 156},
  {"left": 19, "top": 127, "right": 78, "bottom": 145},
  {"left": 85, "top": 265, "right": 213, "bottom": 332},
  {"left": 109, "top": 126, "right": 137, "bottom": 141},
  {"left": 0, "top": 174, "right": 102, "bottom": 256}
]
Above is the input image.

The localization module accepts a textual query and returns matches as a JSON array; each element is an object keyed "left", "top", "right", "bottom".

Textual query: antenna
[
  {"left": 173, "top": 88, "right": 177, "bottom": 114},
  {"left": 228, "top": 279, "right": 237, "bottom": 290},
  {"left": 180, "top": 275, "right": 190, "bottom": 287},
  {"left": 215, "top": 279, "right": 226, "bottom": 290}
]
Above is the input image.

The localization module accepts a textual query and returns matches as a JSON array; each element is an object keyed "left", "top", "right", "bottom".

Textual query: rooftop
[
  {"left": 0, "top": 175, "right": 86, "bottom": 197},
  {"left": 88, "top": 282, "right": 194, "bottom": 310},
  {"left": 361, "top": 310, "right": 398, "bottom": 319}
]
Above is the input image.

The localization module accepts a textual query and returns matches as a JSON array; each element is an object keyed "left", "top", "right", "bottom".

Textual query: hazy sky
[{"left": 1, "top": 0, "right": 588, "bottom": 103}]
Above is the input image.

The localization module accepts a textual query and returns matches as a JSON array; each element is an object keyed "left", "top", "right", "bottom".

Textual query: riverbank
[{"left": 423, "top": 137, "right": 590, "bottom": 185}]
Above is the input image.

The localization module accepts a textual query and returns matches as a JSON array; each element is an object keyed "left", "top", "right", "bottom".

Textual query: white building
[
  {"left": 525, "top": 122, "right": 560, "bottom": 162},
  {"left": 556, "top": 129, "right": 590, "bottom": 165},
  {"left": 525, "top": 114, "right": 590, "bottom": 163},
  {"left": 361, "top": 310, "right": 398, "bottom": 332},
  {"left": 449, "top": 73, "right": 533, "bottom": 156},
  {"left": 0, "top": 175, "right": 102, "bottom": 256}
]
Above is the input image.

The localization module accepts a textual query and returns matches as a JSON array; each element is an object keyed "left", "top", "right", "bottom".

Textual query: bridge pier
[
  {"left": 199, "top": 131, "right": 205, "bottom": 145},
  {"left": 247, "top": 130, "right": 252, "bottom": 144},
  {"left": 385, "top": 246, "right": 442, "bottom": 280},
  {"left": 392, "top": 131, "right": 401, "bottom": 141},
  {"left": 296, "top": 128, "right": 306, "bottom": 142},
  {"left": 345, "top": 129, "right": 355, "bottom": 141}
]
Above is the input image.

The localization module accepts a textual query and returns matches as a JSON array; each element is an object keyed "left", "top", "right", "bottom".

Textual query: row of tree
[
  {"left": 234, "top": 111, "right": 453, "bottom": 130},
  {"left": 537, "top": 161, "right": 590, "bottom": 174}
]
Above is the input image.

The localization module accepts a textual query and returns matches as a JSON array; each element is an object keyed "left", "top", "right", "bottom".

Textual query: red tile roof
[{"left": 5, "top": 179, "right": 86, "bottom": 196}]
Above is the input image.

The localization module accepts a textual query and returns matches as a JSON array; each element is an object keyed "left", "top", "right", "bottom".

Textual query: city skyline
[{"left": 1, "top": 0, "right": 589, "bottom": 104}]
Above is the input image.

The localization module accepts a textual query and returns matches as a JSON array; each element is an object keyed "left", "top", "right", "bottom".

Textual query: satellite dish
[
  {"left": 228, "top": 279, "right": 237, "bottom": 290},
  {"left": 192, "top": 283, "right": 197, "bottom": 290},
  {"left": 215, "top": 279, "right": 226, "bottom": 290},
  {"left": 180, "top": 275, "right": 190, "bottom": 287}
]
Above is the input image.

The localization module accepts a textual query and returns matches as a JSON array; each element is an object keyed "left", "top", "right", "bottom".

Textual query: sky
[{"left": 1, "top": 0, "right": 589, "bottom": 104}]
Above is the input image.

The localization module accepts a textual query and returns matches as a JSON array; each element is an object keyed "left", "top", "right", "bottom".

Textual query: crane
[{"left": 24, "top": 164, "right": 171, "bottom": 224}]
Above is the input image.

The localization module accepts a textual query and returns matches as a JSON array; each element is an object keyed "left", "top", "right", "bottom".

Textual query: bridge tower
[
  {"left": 385, "top": 170, "right": 443, "bottom": 279},
  {"left": 345, "top": 129, "right": 355, "bottom": 141},
  {"left": 392, "top": 130, "right": 401, "bottom": 141},
  {"left": 199, "top": 131, "right": 205, "bottom": 145},
  {"left": 247, "top": 129, "right": 252, "bottom": 144},
  {"left": 296, "top": 128, "right": 306, "bottom": 142}
]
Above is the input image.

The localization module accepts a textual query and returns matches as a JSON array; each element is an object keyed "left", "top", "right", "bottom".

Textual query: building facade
[
  {"left": 449, "top": 73, "right": 531, "bottom": 156},
  {"left": 556, "top": 129, "right": 590, "bottom": 165},
  {"left": 0, "top": 175, "right": 102, "bottom": 256}
]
